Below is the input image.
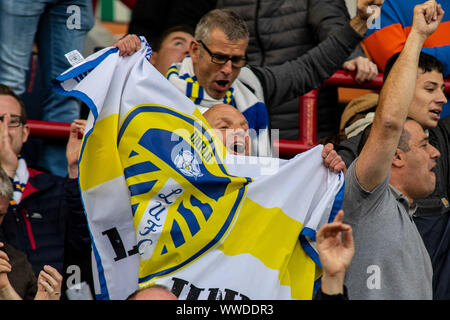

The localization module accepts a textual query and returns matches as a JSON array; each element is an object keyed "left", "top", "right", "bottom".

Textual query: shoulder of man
[
  {"left": 26, "top": 166, "right": 66, "bottom": 193},
  {"left": 237, "top": 66, "right": 265, "bottom": 102}
]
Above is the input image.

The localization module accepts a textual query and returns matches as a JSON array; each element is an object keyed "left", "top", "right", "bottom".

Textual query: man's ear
[
  {"left": 21, "top": 123, "right": 30, "bottom": 144},
  {"left": 149, "top": 51, "right": 158, "bottom": 65},
  {"left": 190, "top": 41, "right": 200, "bottom": 64},
  {"left": 392, "top": 148, "right": 406, "bottom": 168}
]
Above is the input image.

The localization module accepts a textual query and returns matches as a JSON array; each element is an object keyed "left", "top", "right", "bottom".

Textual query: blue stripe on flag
[
  {"left": 53, "top": 86, "right": 99, "bottom": 120},
  {"left": 299, "top": 235, "right": 321, "bottom": 268},
  {"left": 91, "top": 240, "right": 110, "bottom": 300},
  {"left": 129, "top": 150, "right": 139, "bottom": 158},
  {"left": 328, "top": 175, "right": 345, "bottom": 223},
  {"left": 190, "top": 195, "right": 213, "bottom": 221},
  {"left": 177, "top": 201, "right": 201, "bottom": 236},
  {"left": 138, "top": 128, "right": 230, "bottom": 201},
  {"left": 313, "top": 277, "right": 321, "bottom": 296},
  {"left": 73, "top": 130, "right": 110, "bottom": 300},
  {"left": 129, "top": 180, "right": 157, "bottom": 197},
  {"left": 299, "top": 174, "right": 345, "bottom": 296},
  {"left": 117, "top": 106, "right": 231, "bottom": 178},
  {"left": 131, "top": 203, "right": 139, "bottom": 216},
  {"left": 300, "top": 227, "right": 317, "bottom": 242},
  {"left": 170, "top": 219, "right": 186, "bottom": 248},
  {"left": 55, "top": 47, "right": 118, "bottom": 82},
  {"left": 124, "top": 161, "right": 160, "bottom": 179},
  {"left": 138, "top": 180, "right": 250, "bottom": 284}
]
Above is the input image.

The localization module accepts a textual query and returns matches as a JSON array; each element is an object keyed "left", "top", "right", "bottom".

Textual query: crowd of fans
[{"left": 0, "top": 0, "right": 449, "bottom": 300}]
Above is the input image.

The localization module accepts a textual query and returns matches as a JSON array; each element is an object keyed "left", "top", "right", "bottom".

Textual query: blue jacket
[{"left": 0, "top": 167, "right": 89, "bottom": 278}]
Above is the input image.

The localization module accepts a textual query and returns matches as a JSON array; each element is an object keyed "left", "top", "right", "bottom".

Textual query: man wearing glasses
[
  {"left": 0, "top": 84, "right": 93, "bottom": 299},
  {"left": 116, "top": 1, "right": 383, "bottom": 156}
]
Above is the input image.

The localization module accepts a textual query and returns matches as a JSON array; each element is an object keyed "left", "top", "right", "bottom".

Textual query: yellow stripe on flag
[
  {"left": 79, "top": 114, "right": 123, "bottom": 191},
  {"left": 218, "top": 198, "right": 316, "bottom": 299}
]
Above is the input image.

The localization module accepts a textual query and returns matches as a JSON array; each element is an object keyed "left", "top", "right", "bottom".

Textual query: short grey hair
[
  {"left": 0, "top": 167, "right": 13, "bottom": 200},
  {"left": 195, "top": 9, "right": 249, "bottom": 43}
]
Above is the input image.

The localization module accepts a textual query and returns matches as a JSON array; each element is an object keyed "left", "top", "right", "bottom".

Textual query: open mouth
[
  {"left": 215, "top": 80, "right": 229, "bottom": 89},
  {"left": 232, "top": 141, "right": 245, "bottom": 155},
  {"left": 430, "top": 109, "right": 441, "bottom": 118},
  {"left": 430, "top": 161, "right": 437, "bottom": 171}
]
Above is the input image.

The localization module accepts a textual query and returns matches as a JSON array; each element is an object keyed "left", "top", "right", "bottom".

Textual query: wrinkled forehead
[
  {"left": 204, "top": 104, "right": 247, "bottom": 125},
  {"left": 405, "top": 119, "right": 427, "bottom": 142},
  {"left": 204, "top": 28, "right": 248, "bottom": 54}
]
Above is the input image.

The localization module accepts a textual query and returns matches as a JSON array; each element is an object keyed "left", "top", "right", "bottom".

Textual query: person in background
[
  {"left": 115, "top": 24, "right": 195, "bottom": 76},
  {"left": 364, "top": 0, "right": 450, "bottom": 118},
  {"left": 0, "top": 84, "right": 92, "bottom": 299},
  {"left": 0, "top": 0, "right": 94, "bottom": 177},
  {"left": 126, "top": 284, "right": 178, "bottom": 300},
  {"left": 314, "top": 210, "right": 354, "bottom": 300},
  {"left": 115, "top": 1, "right": 384, "bottom": 157},
  {"left": 337, "top": 49, "right": 450, "bottom": 299},
  {"left": 341, "top": 0, "right": 443, "bottom": 299},
  {"left": 0, "top": 167, "right": 62, "bottom": 300}
]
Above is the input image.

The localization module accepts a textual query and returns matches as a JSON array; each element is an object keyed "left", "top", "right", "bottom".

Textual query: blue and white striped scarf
[{"left": 166, "top": 57, "right": 272, "bottom": 157}]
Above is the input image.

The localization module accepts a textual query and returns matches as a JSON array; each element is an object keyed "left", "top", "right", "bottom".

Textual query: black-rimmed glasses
[
  {"left": 198, "top": 40, "right": 247, "bottom": 68},
  {"left": 0, "top": 114, "right": 25, "bottom": 128}
]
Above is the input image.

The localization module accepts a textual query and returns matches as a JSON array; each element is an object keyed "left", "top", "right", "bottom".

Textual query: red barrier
[
  {"left": 28, "top": 120, "right": 71, "bottom": 139},
  {"left": 27, "top": 70, "right": 450, "bottom": 157},
  {"left": 277, "top": 70, "right": 450, "bottom": 158}
]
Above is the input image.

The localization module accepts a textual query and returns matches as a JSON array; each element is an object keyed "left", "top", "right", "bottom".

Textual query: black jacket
[
  {"left": 1, "top": 167, "right": 68, "bottom": 276},
  {"left": 1, "top": 167, "right": 93, "bottom": 299},
  {"left": 414, "top": 118, "right": 450, "bottom": 300},
  {"left": 216, "top": 0, "right": 365, "bottom": 140}
]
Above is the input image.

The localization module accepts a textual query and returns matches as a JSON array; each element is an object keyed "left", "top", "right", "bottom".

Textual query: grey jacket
[
  {"left": 217, "top": 0, "right": 365, "bottom": 140},
  {"left": 238, "top": 23, "right": 363, "bottom": 137}
]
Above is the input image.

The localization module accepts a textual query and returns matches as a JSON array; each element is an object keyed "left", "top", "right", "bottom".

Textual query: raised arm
[{"left": 356, "top": 0, "right": 444, "bottom": 191}]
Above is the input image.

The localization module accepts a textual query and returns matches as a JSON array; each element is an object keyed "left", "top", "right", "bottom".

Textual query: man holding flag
[
  {"left": 115, "top": 0, "right": 384, "bottom": 157},
  {"left": 53, "top": 15, "right": 352, "bottom": 300}
]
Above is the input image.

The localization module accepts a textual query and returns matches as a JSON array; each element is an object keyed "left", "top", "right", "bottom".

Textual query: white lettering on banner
[{"left": 137, "top": 179, "right": 185, "bottom": 260}]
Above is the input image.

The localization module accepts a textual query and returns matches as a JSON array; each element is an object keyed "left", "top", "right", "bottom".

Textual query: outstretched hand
[
  {"left": 316, "top": 210, "right": 354, "bottom": 294},
  {"left": 66, "top": 119, "right": 86, "bottom": 179},
  {"left": 113, "top": 34, "right": 141, "bottom": 57},
  {"left": 322, "top": 143, "right": 346, "bottom": 174},
  {"left": 411, "top": 0, "right": 445, "bottom": 39}
]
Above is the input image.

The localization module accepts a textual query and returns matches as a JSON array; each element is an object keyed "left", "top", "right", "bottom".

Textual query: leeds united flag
[{"left": 54, "top": 39, "right": 344, "bottom": 300}]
